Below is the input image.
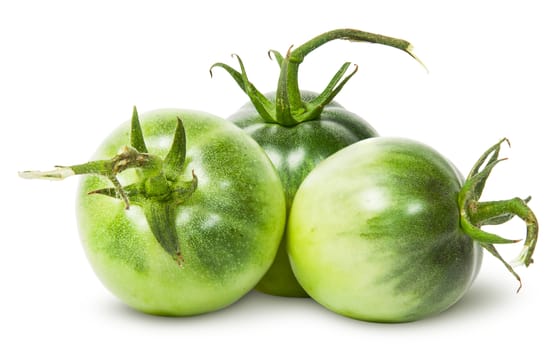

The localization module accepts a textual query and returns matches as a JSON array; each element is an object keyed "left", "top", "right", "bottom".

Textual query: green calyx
[
  {"left": 210, "top": 28, "right": 425, "bottom": 126},
  {"left": 458, "top": 138, "right": 538, "bottom": 291},
  {"left": 19, "top": 106, "right": 197, "bottom": 266}
]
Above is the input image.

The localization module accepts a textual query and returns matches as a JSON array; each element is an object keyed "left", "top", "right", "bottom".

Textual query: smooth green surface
[
  {"left": 77, "top": 109, "right": 286, "bottom": 316},
  {"left": 288, "top": 137, "right": 482, "bottom": 322},
  {"left": 230, "top": 91, "right": 378, "bottom": 297}
]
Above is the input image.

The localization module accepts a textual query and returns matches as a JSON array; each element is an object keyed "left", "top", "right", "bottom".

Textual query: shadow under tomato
[
  {"left": 96, "top": 275, "right": 512, "bottom": 326},
  {"left": 429, "top": 278, "right": 512, "bottom": 322},
  {"left": 97, "top": 289, "right": 320, "bottom": 323}
]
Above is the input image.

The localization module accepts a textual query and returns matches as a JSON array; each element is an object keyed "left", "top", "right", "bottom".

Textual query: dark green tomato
[
  {"left": 288, "top": 137, "right": 483, "bottom": 322},
  {"left": 77, "top": 109, "right": 286, "bottom": 315},
  {"left": 214, "top": 28, "right": 426, "bottom": 297},
  {"left": 229, "top": 91, "right": 378, "bottom": 297}
]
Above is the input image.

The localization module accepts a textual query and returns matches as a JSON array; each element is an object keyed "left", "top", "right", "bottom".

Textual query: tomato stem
[
  {"left": 19, "top": 107, "right": 198, "bottom": 265},
  {"left": 275, "top": 48, "right": 302, "bottom": 126},
  {"left": 458, "top": 138, "right": 538, "bottom": 291},
  {"left": 278, "top": 29, "right": 425, "bottom": 124},
  {"left": 211, "top": 28, "right": 424, "bottom": 126}
]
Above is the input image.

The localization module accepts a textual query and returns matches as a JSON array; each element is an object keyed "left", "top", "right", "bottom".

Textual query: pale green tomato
[
  {"left": 74, "top": 109, "right": 286, "bottom": 316},
  {"left": 288, "top": 137, "right": 539, "bottom": 322},
  {"left": 287, "top": 137, "right": 482, "bottom": 322}
]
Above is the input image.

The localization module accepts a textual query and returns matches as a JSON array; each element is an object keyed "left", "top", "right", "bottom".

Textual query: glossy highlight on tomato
[{"left": 287, "top": 137, "right": 538, "bottom": 322}]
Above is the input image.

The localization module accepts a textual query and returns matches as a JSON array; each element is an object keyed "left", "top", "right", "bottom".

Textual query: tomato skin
[
  {"left": 287, "top": 137, "right": 483, "bottom": 322},
  {"left": 76, "top": 109, "right": 286, "bottom": 316},
  {"left": 229, "top": 91, "right": 378, "bottom": 297}
]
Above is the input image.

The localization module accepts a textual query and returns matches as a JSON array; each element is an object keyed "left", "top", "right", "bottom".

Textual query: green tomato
[
  {"left": 212, "top": 29, "right": 423, "bottom": 297},
  {"left": 230, "top": 91, "right": 378, "bottom": 208},
  {"left": 22, "top": 108, "right": 286, "bottom": 316},
  {"left": 287, "top": 137, "right": 538, "bottom": 322},
  {"left": 229, "top": 91, "right": 377, "bottom": 297}
]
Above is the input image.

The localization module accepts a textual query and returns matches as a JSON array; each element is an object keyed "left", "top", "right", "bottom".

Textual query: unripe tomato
[
  {"left": 288, "top": 137, "right": 537, "bottom": 322},
  {"left": 213, "top": 29, "right": 423, "bottom": 297},
  {"left": 22, "top": 108, "right": 286, "bottom": 316}
]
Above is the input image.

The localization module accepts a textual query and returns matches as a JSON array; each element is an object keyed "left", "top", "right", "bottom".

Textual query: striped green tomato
[{"left": 287, "top": 137, "right": 538, "bottom": 322}]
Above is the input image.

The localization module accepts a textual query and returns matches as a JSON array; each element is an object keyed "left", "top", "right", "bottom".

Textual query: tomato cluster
[{"left": 20, "top": 29, "right": 537, "bottom": 322}]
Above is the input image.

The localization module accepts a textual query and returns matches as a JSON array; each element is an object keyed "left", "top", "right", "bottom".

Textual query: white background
[{"left": 2, "top": 0, "right": 548, "bottom": 349}]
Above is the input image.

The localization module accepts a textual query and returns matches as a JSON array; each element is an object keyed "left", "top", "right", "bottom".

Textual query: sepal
[{"left": 458, "top": 138, "right": 538, "bottom": 291}]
